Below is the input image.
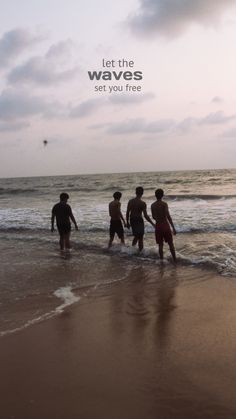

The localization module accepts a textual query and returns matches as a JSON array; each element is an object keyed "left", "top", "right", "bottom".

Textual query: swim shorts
[
  {"left": 57, "top": 223, "right": 71, "bottom": 235},
  {"left": 130, "top": 217, "right": 144, "bottom": 238},
  {"left": 155, "top": 221, "right": 173, "bottom": 245},
  {"left": 110, "top": 220, "right": 124, "bottom": 239}
]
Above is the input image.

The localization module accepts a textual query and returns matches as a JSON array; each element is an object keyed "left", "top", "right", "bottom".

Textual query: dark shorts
[
  {"left": 57, "top": 223, "right": 71, "bottom": 235},
  {"left": 130, "top": 217, "right": 144, "bottom": 238},
  {"left": 110, "top": 220, "right": 124, "bottom": 239},
  {"left": 155, "top": 222, "right": 173, "bottom": 245}
]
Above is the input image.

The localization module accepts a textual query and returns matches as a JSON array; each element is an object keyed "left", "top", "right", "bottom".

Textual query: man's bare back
[
  {"left": 126, "top": 187, "right": 155, "bottom": 252},
  {"left": 127, "top": 197, "right": 146, "bottom": 218},
  {"left": 151, "top": 200, "right": 169, "bottom": 224},
  {"left": 109, "top": 200, "right": 122, "bottom": 220}
]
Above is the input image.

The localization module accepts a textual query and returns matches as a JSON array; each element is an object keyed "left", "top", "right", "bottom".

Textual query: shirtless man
[
  {"left": 151, "top": 188, "right": 177, "bottom": 262},
  {"left": 108, "top": 191, "right": 127, "bottom": 248},
  {"left": 126, "top": 186, "right": 155, "bottom": 251},
  {"left": 51, "top": 192, "right": 78, "bottom": 251}
]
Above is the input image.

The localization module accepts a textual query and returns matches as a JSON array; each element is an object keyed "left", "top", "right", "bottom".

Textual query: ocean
[{"left": 1, "top": 168, "right": 236, "bottom": 337}]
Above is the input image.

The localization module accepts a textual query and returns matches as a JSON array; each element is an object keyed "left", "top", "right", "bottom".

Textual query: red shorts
[{"left": 155, "top": 222, "right": 173, "bottom": 245}]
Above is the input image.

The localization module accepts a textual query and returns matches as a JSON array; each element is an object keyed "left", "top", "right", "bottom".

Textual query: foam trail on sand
[
  {"left": 0, "top": 287, "right": 80, "bottom": 337},
  {"left": 54, "top": 286, "right": 80, "bottom": 312}
]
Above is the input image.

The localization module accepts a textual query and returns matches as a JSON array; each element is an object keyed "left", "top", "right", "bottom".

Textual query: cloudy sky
[{"left": 1, "top": 0, "right": 236, "bottom": 177}]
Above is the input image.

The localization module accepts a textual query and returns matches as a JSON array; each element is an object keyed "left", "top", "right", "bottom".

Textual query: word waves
[{"left": 88, "top": 71, "right": 143, "bottom": 81}]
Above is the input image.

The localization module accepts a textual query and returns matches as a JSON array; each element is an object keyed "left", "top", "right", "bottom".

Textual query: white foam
[
  {"left": 54, "top": 286, "right": 80, "bottom": 312},
  {"left": 0, "top": 311, "right": 56, "bottom": 337},
  {"left": 0, "top": 287, "right": 81, "bottom": 337}
]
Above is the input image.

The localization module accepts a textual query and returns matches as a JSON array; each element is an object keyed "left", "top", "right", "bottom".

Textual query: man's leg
[
  {"left": 132, "top": 236, "right": 138, "bottom": 246},
  {"left": 59, "top": 233, "right": 65, "bottom": 250},
  {"left": 108, "top": 233, "right": 115, "bottom": 248},
  {"left": 64, "top": 232, "right": 71, "bottom": 250},
  {"left": 138, "top": 237, "right": 144, "bottom": 251},
  {"left": 158, "top": 243, "right": 164, "bottom": 260},
  {"left": 169, "top": 242, "right": 176, "bottom": 262}
]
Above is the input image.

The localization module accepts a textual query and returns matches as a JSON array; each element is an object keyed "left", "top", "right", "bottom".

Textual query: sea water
[{"left": 0, "top": 169, "right": 236, "bottom": 335}]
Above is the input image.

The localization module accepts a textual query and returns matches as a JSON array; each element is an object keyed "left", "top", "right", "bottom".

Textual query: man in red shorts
[{"left": 151, "top": 189, "right": 177, "bottom": 262}]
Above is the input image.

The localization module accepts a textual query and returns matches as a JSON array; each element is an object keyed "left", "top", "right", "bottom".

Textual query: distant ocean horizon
[{"left": 1, "top": 166, "right": 235, "bottom": 180}]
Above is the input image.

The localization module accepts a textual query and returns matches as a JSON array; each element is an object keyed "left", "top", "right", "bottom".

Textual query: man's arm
[
  {"left": 151, "top": 203, "right": 156, "bottom": 222},
  {"left": 126, "top": 201, "right": 131, "bottom": 228},
  {"left": 108, "top": 202, "right": 112, "bottom": 217},
  {"left": 51, "top": 212, "right": 55, "bottom": 232},
  {"left": 70, "top": 212, "right": 79, "bottom": 230},
  {"left": 143, "top": 204, "right": 155, "bottom": 227},
  {"left": 119, "top": 204, "right": 127, "bottom": 227},
  {"left": 165, "top": 204, "right": 176, "bottom": 235}
]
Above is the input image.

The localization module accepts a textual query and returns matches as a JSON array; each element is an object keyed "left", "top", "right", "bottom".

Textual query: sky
[{"left": 1, "top": 0, "right": 236, "bottom": 177}]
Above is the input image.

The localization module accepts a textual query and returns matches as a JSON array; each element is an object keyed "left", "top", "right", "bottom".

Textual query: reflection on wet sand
[{"left": 107, "top": 263, "right": 179, "bottom": 359}]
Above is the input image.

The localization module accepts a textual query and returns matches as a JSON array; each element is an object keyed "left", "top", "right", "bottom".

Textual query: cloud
[
  {"left": 70, "top": 97, "right": 107, "bottom": 117},
  {"left": 211, "top": 96, "right": 224, "bottom": 104},
  {"left": 91, "top": 110, "right": 236, "bottom": 136},
  {"left": 176, "top": 117, "right": 198, "bottom": 132},
  {"left": 45, "top": 40, "right": 74, "bottom": 62},
  {"left": 70, "top": 92, "right": 155, "bottom": 118},
  {"left": 0, "top": 88, "right": 64, "bottom": 120},
  {"left": 199, "top": 110, "right": 236, "bottom": 124},
  {"left": 0, "top": 28, "right": 43, "bottom": 68},
  {"left": 177, "top": 111, "right": 236, "bottom": 132},
  {"left": 109, "top": 92, "right": 155, "bottom": 105},
  {"left": 128, "top": 0, "right": 236, "bottom": 37},
  {"left": 220, "top": 127, "right": 236, "bottom": 138},
  {"left": 8, "top": 40, "right": 79, "bottom": 86},
  {"left": 0, "top": 121, "right": 30, "bottom": 132},
  {"left": 105, "top": 117, "right": 175, "bottom": 135}
]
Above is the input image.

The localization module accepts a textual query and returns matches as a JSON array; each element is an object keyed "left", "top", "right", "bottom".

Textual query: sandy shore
[{"left": 1, "top": 268, "right": 236, "bottom": 419}]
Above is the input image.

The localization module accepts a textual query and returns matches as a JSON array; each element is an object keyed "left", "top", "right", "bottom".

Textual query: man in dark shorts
[
  {"left": 126, "top": 186, "right": 155, "bottom": 251},
  {"left": 151, "top": 188, "right": 177, "bottom": 262},
  {"left": 51, "top": 193, "right": 78, "bottom": 250},
  {"left": 108, "top": 191, "right": 127, "bottom": 248}
]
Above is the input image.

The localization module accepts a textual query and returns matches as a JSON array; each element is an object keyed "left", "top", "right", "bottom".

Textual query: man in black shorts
[
  {"left": 126, "top": 186, "right": 155, "bottom": 251},
  {"left": 108, "top": 191, "right": 127, "bottom": 248},
  {"left": 51, "top": 192, "right": 78, "bottom": 250}
]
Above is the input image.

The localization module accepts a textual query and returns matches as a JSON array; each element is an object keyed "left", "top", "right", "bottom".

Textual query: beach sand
[{"left": 1, "top": 267, "right": 236, "bottom": 419}]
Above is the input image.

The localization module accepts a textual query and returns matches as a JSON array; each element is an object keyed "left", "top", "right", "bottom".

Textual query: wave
[
  {"left": 0, "top": 224, "right": 236, "bottom": 235},
  {"left": 166, "top": 194, "right": 236, "bottom": 201},
  {"left": 0, "top": 188, "right": 40, "bottom": 195},
  {"left": 1, "top": 228, "right": 236, "bottom": 275},
  {"left": 104, "top": 244, "right": 236, "bottom": 277},
  {"left": 1, "top": 182, "right": 236, "bottom": 201}
]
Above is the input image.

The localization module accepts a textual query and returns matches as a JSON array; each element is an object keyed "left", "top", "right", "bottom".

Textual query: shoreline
[{"left": 1, "top": 270, "right": 236, "bottom": 419}]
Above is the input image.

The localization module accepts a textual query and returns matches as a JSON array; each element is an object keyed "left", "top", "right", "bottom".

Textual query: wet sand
[{"left": 1, "top": 268, "right": 236, "bottom": 419}]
